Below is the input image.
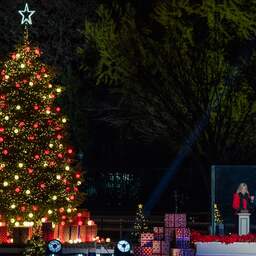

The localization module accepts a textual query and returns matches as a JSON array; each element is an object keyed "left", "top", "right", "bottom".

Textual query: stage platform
[
  {"left": 0, "top": 244, "right": 114, "bottom": 256},
  {"left": 195, "top": 242, "right": 256, "bottom": 256}
]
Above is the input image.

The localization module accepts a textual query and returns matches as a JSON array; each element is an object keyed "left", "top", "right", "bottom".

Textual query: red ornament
[
  {"left": 56, "top": 134, "right": 63, "bottom": 140},
  {"left": 2, "top": 149, "right": 8, "bottom": 155},
  {"left": 74, "top": 187, "right": 78, "bottom": 192},
  {"left": 25, "top": 46, "right": 30, "bottom": 53},
  {"left": 40, "top": 183, "right": 46, "bottom": 189},
  {"left": 34, "top": 105, "right": 39, "bottom": 111},
  {"left": 0, "top": 137, "right": 4, "bottom": 143},
  {"left": 59, "top": 208, "right": 65, "bottom": 213},
  {"left": 18, "top": 121, "right": 25, "bottom": 128},
  {"left": 0, "top": 127, "right": 5, "bottom": 132},
  {"left": 65, "top": 187, "right": 71, "bottom": 192},
  {"left": 40, "top": 67, "right": 46, "bottom": 73},
  {"left": 34, "top": 154, "right": 40, "bottom": 160},
  {"left": 28, "top": 135, "right": 35, "bottom": 141},
  {"left": 35, "top": 48, "right": 41, "bottom": 56},
  {"left": 78, "top": 221, "right": 83, "bottom": 226},
  {"left": 36, "top": 73, "right": 41, "bottom": 80},
  {"left": 67, "top": 148, "right": 73, "bottom": 154},
  {"left": 61, "top": 215, "right": 66, "bottom": 220},
  {"left": 21, "top": 206, "right": 26, "bottom": 212},
  {"left": 11, "top": 53, "right": 16, "bottom": 60},
  {"left": 15, "top": 83, "right": 21, "bottom": 89},
  {"left": 15, "top": 187, "right": 21, "bottom": 193},
  {"left": 55, "top": 107, "right": 61, "bottom": 113},
  {"left": 23, "top": 79, "right": 28, "bottom": 84},
  {"left": 33, "top": 122, "right": 39, "bottom": 129},
  {"left": 57, "top": 153, "right": 63, "bottom": 159},
  {"left": 44, "top": 150, "right": 50, "bottom": 155},
  {"left": 32, "top": 205, "right": 38, "bottom": 211},
  {"left": 75, "top": 173, "right": 81, "bottom": 179},
  {"left": 69, "top": 195, "right": 75, "bottom": 201},
  {"left": 28, "top": 168, "right": 34, "bottom": 174},
  {"left": 61, "top": 221, "right": 65, "bottom": 226},
  {"left": 47, "top": 119, "right": 53, "bottom": 125}
]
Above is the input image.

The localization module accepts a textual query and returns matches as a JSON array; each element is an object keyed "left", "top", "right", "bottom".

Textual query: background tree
[{"left": 78, "top": 0, "right": 256, "bottom": 202}]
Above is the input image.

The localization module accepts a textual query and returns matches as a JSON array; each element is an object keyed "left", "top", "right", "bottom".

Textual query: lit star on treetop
[{"left": 18, "top": 3, "right": 35, "bottom": 25}]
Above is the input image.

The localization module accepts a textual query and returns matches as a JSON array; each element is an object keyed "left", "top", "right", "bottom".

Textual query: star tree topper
[{"left": 18, "top": 3, "right": 35, "bottom": 25}]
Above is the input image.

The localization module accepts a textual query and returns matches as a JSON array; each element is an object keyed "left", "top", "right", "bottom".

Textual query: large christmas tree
[{"left": 0, "top": 4, "right": 83, "bottom": 235}]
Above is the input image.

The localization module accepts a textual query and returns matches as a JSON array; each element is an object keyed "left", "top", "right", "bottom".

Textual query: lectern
[{"left": 237, "top": 211, "right": 251, "bottom": 235}]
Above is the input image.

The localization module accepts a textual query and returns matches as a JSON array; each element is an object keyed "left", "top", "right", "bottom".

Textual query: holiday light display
[
  {"left": 0, "top": 37, "right": 83, "bottom": 232},
  {"left": 132, "top": 204, "right": 149, "bottom": 242}
]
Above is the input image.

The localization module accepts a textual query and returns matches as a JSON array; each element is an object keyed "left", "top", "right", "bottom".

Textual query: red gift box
[
  {"left": 142, "top": 247, "right": 153, "bottom": 256},
  {"left": 133, "top": 245, "right": 143, "bottom": 256}
]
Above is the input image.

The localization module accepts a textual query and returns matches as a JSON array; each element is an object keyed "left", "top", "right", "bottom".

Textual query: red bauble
[
  {"left": 75, "top": 173, "right": 81, "bottom": 179},
  {"left": 56, "top": 134, "right": 63, "bottom": 140},
  {"left": 0, "top": 127, "right": 5, "bottom": 132},
  {"left": 28, "top": 135, "right": 35, "bottom": 141},
  {"left": 18, "top": 121, "right": 25, "bottom": 128},
  {"left": 59, "top": 208, "right": 65, "bottom": 213},
  {"left": 57, "top": 153, "right": 63, "bottom": 159},
  {"left": 32, "top": 205, "right": 38, "bottom": 211},
  {"left": 34, "top": 105, "right": 39, "bottom": 111},
  {"left": 15, "top": 83, "right": 21, "bottom": 89},
  {"left": 21, "top": 206, "right": 26, "bottom": 212},
  {"left": 23, "top": 79, "right": 28, "bottom": 84},
  {"left": 65, "top": 187, "right": 71, "bottom": 192},
  {"left": 74, "top": 187, "right": 78, "bottom": 192},
  {"left": 47, "top": 119, "right": 53, "bottom": 125},
  {"left": 0, "top": 137, "right": 4, "bottom": 143},
  {"left": 36, "top": 74, "right": 41, "bottom": 80},
  {"left": 28, "top": 168, "right": 34, "bottom": 174},
  {"left": 2, "top": 149, "right": 8, "bottom": 155},
  {"left": 44, "top": 150, "right": 50, "bottom": 155},
  {"left": 55, "top": 107, "right": 61, "bottom": 112},
  {"left": 15, "top": 187, "right": 21, "bottom": 193},
  {"left": 40, "top": 183, "right": 46, "bottom": 189},
  {"left": 40, "top": 67, "right": 46, "bottom": 73},
  {"left": 67, "top": 148, "right": 73, "bottom": 154},
  {"left": 35, "top": 48, "right": 41, "bottom": 56},
  {"left": 78, "top": 221, "right": 83, "bottom": 226},
  {"left": 69, "top": 195, "right": 75, "bottom": 201},
  {"left": 33, "top": 122, "right": 39, "bottom": 129},
  {"left": 61, "top": 221, "right": 65, "bottom": 226},
  {"left": 34, "top": 154, "right": 40, "bottom": 160},
  {"left": 11, "top": 53, "right": 16, "bottom": 60},
  {"left": 61, "top": 215, "right": 66, "bottom": 220}
]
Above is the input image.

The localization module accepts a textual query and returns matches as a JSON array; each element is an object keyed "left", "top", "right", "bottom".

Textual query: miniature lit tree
[
  {"left": 0, "top": 3, "right": 83, "bottom": 239},
  {"left": 132, "top": 204, "right": 149, "bottom": 242}
]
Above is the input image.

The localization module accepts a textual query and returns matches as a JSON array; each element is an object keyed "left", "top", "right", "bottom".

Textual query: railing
[{"left": 92, "top": 212, "right": 210, "bottom": 240}]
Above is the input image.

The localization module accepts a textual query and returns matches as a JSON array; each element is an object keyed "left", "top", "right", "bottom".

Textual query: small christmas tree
[{"left": 132, "top": 204, "right": 149, "bottom": 242}]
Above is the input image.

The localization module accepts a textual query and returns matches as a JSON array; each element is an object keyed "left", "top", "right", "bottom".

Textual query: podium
[{"left": 237, "top": 212, "right": 251, "bottom": 236}]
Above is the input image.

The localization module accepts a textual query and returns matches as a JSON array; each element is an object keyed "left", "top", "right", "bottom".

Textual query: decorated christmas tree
[
  {"left": 132, "top": 204, "right": 149, "bottom": 242},
  {"left": 0, "top": 3, "right": 83, "bottom": 239}
]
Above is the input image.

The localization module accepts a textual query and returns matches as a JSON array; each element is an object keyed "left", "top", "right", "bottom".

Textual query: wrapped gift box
[
  {"left": 175, "top": 228, "right": 190, "bottom": 240},
  {"left": 134, "top": 245, "right": 143, "bottom": 256},
  {"left": 164, "top": 214, "right": 186, "bottom": 228},
  {"left": 170, "top": 248, "right": 195, "bottom": 256},
  {"left": 165, "top": 227, "right": 175, "bottom": 242},
  {"left": 142, "top": 247, "right": 153, "bottom": 256},
  {"left": 42, "top": 223, "right": 54, "bottom": 242},
  {"left": 141, "top": 233, "right": 154, "bottom": 247},
  {"left": 0, "top": 226, "right": 8, "bottom": 243},
  {"left": 153, "top": 227, "right": 164, "bottom": 241},
  {"left": 153, "top": 240, "right": 170, "bottom": 255}
]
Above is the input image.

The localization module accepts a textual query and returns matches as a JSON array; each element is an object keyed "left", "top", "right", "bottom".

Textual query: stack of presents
[
  {"left": 134, "top": 214, "right": 194, "bottom": 256},
  {"left": 0, "top": 209, "right": 97, "bottom": 244}
]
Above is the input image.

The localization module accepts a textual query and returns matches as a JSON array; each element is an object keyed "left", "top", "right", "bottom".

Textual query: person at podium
[
  {"left": 233, "top": 183, "right": 253, "bottom": 213},
  {"left": 232, "top": 183, "right": 254, "bottom": 233}
]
